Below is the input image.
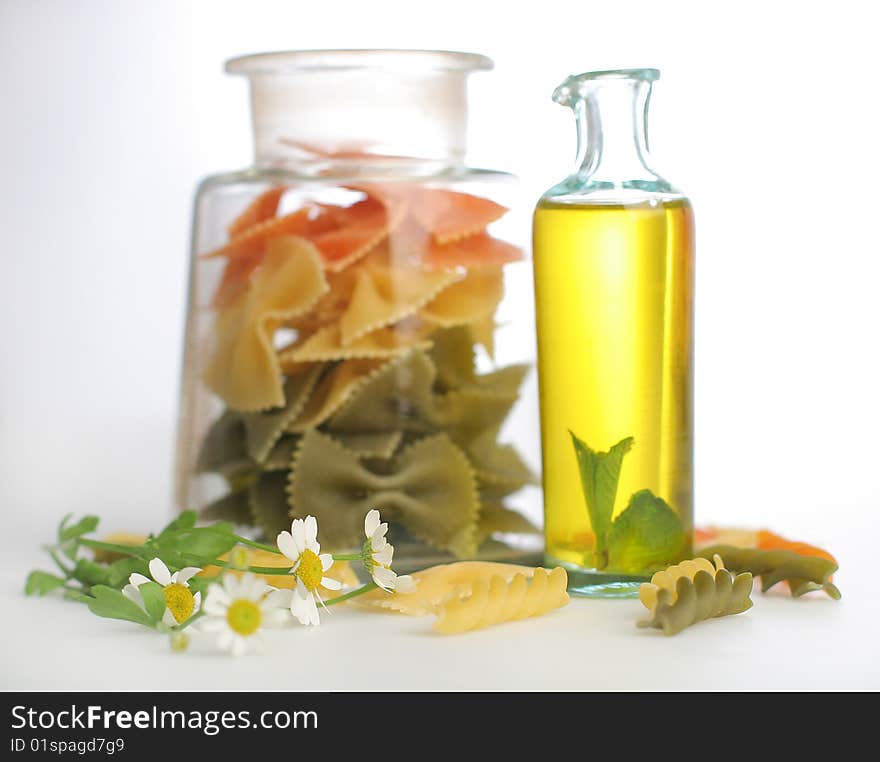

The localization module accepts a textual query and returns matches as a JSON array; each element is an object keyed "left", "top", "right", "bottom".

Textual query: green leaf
[
  {"left": 59, "top": 515, "right": 100, "bottom": 543},
  {"left": 86, "top": 585, "right": 154, "bottom": 627},
  {"left": 71, "top": 559, "right": 111, "bottom": 587},
  {"left": 137, "top": 581, "right": 168, "bottom": 623},
  {"left": 157, "top": 511, "right": 198, "bottom": 538},
  {"left": 606, "top": 489, "right": 686, "bottom": 574},
  {"left": 25, "top": 570, "right": 66, "bottom": 596},
  {"left": 58, "top": 515, "right": 100, "bottom": 561},
  {"left": 155, "top": 523, "right": 238, "bottom": 561},
  {"left": 64, "top": 589, "right": 93, "bottom": 603},
  {"left": 106, "top": 557, "right": 149, "bottom": 588},
  {"left": 569, "top": 432, "right": 634, "bottom": 568}
]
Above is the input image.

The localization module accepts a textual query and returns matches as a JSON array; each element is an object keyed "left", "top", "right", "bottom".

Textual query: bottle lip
[
  {"left": 553, "top": 68, "right": 660, "bottom": 105},
  {"left": 226, "top": 49, "right": 494, "bottom": 76}
]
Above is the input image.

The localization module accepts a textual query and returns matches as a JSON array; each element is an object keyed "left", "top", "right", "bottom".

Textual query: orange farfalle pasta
[
  {"left": 227, "top": 186, "right": 287, "bottom": 238},
  {"left": 204, "top": 236, "right": 329, "bottom": 411},
  {"left": 410, "top": 187, "right": 508, "bottom": 244},
  {"left": 204, "top": 205, "right": 336, "bottom": 261},
  {"left": 757, "top": 530, "right": 837, "bottom": 563},
  {"left": 424, "top": 233, "right": 523, "bottom": 270},
  {"left": 310, "top": 193, "right": 409, "bottom": 272}
]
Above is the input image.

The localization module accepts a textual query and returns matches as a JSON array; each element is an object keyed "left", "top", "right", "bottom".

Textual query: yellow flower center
[
  {"left": 297, "top": 549, "right": 324, "bottom": 591},
  {"left": 226, "top": 599, "right": 262, "bottom": 636},
  {"left": 163, "top": 583, "right": 195, "bottom": 624}
]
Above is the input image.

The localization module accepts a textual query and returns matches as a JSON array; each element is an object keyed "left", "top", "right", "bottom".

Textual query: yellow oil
[{"left": 532, "top": 198, "right": 695, "bottom": 573}]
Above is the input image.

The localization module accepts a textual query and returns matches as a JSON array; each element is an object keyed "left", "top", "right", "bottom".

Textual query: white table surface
[{"left": 3, "top": 525, "right": 877, "bottom": 692}]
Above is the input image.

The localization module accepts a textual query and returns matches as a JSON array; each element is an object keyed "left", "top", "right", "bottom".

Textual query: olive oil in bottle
[{"left": 532, "top": 69, "right": 695, "bottom": 595}]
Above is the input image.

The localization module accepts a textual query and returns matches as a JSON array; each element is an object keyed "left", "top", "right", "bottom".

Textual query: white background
[{"left": 1, "top": 0, "right": 878, "bottom": 690}]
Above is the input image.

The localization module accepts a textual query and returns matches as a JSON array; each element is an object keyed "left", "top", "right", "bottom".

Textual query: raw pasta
[
  {"left": 697, "top": 544, "right": 840, "bottom": 599},
  {"left": 354, "top": 561, "right": 543, "bottom": 615},
  {"left": 203, "top": 236, "right": 329, "bottom": 411},
  {"left": 638, "top": 562, "right": 754, "bottom": 636},
  {"left": 287, "top": 429, "right": 480, "bottom": 555},
  {"left": 434, "top": 566, "right": 569, "bottom": 634}
]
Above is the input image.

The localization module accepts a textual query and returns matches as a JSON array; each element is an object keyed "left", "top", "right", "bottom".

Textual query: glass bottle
[
  {"left": 174, "top": 50, "right": 541, "bottom": 572},
  {"left": 532, "top": 68, "right": 695, "bottom": 596}
]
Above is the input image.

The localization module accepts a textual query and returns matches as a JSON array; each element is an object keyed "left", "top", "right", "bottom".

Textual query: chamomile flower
[
  {"left": 199, "top": 573, "right": 288, "bottom": 656},
  {"left": 124, "top": 558, "right": 202, "bottom": 626},
  {"left": 362, "top": 509, "right": 416, "bottom": 593},
  {"left": 276, "top": 516, "right": 341, "bottom": 626}
]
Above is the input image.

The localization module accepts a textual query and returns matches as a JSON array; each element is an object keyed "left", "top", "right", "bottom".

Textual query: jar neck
[{"left": 244, "top": 68, "right": 471, "bottom": 175}]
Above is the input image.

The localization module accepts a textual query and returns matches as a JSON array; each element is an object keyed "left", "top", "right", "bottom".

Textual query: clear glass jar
[
  {"left": 174, "top": 50, "right": 540, "bottom": 571},
  {"left": 533, "top": 69, "right": 695, "bottom": 596}
]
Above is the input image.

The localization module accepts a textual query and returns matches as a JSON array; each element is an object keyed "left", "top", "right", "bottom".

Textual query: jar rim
[{"left": 226, "top": 49, "right": 494, "bottom": 75}]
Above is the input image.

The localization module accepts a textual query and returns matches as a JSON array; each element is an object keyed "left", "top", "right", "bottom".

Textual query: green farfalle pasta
[
  {"left": 466, "top": 431, "right": 538, "bottom": 496},
  {"left": 428, "top": 325, "right": 477, "bottom": 390},
  {"left": 241, "top": 366, "right": 323, "bottom": 462},
  {"left": 476, "top": 501, "right": 540, "bottom": 545},
  {"left": 249, "top": 471, "right": 291, "bottom": 539},
  {"left": 262, "top": 435, "right": 301, "bottom": 470},
  {"left": 327, "top": 350, "right": 436, "bottom": 434},
  {"left": 287, "top": 428, "right": 480, "bottom": 555},
  {"left": 200, "top": 489, "right": 251, "bottom": 525},
  {"left": 333, "top": 430, "right": 404, "bottom": 459},
  {"left": 697, "top": 544, "right": 841, "bottom": 599},
  {"left": 638, "top": 559, "right": 754, "bottom": 636},
  {"left": 195, "top": 411, "right": 253, "bottom": 480}
]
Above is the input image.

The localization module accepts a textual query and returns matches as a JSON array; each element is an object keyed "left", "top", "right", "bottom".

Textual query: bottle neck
[{"left": 574, "top": 79, "right": 654, "bottom": 183}]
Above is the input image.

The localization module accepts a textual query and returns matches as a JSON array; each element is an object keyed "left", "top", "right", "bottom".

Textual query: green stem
[
  {"left": 163, "top": 527, "right": 284, "bottom": 557},
  {"left": 331, "top": 553, "right": 363, "bottom": 562},
  {"left": 186, "top": 556, "right": 296, "bottom": 576},
  {"left": 80, "top": 539, "right": 148, "bottom": 558},
  {"left": 46, "top": 548, "right": 73, "bottom": 577},
  {"left": 324, "top": 582, "right": 377, "bottom": 606}
]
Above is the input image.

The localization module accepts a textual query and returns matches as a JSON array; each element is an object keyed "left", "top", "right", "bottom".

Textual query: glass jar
[
  {"left": 174, "top": 50, "right": 540, "bottom": 571},
  {"left": 532, "top": 69, "right": 695, "bottom": 596}
]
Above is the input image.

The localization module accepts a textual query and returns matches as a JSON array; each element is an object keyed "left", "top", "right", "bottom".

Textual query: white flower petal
[
  {"left": 175, "top": 567, "right": 202, "bottom": 585},
  {"left": 231, "top": 636, "right": 247, "bottom": 657},
  {"left": 321, "top": 576, "right": 342, "bottom": 591},
  {"left": 304, "top": 515, "right": 318, "bottom": 545},
  {"left": 373, "top": 545, "right": 393, "bottom": 567},
  {"left": 276, "top": 531, "right": 298, "bottom": 562},
  {"left": 162, "top": 608, "right": 176, "bottom": 627},
  {"left": 205, "top": 583, "right": 230, "bottom": 606},
  {"left": 372, "top": 565, "right": 397, "bottom": 590},
  {"left": 122, "top": 584, "right": 143, "bottom": 606},
  {"left": 203, "top": 591, "right": 230, "bottom": 617},
  {"left": 149, "top": 558, "right": 172, "bottom": 587},
  {"left": 290, "top": 590, "right": 320, "bottom": 626},
  {"left": 128, "top": 573, "right": 150, "bottom": 587},
  {"left": 262, "top": 608, "right": 290, "bottom": 627},
  {"left": 319, "top": 553, "right": 334, "bottom": 572},
  {"left": 217, "top": 630, "right": 234, "bottom": 652},
  {"left": 192, "top": 591, "right": 202, "bottom": 611},
  {"left": 371, "top": 534, "right": 387, "bottom": 551},
  {"left": 290, "top": 519, "right": 307, "bottom": 554},
  {"left": 364, "top": 509, "right": 380, "bottom": 538},
  {"left": 222, "top": 573, "right": 242, "bottom": 598},
  {"left": 198, "top": 617, "right": 226, "bottom": 632},
  {"left": 264, "top": 588, "right": 294, "bottom": 610}
]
